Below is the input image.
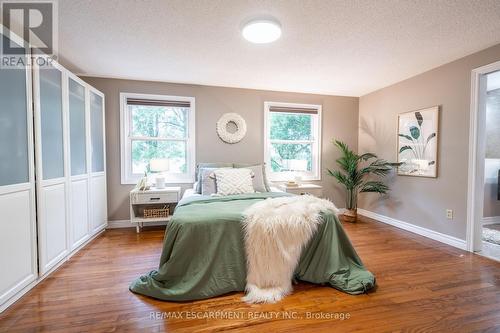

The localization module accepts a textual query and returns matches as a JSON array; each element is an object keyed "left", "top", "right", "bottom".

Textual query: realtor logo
[{"left": 1, "top": 0, "right": 57, "bottom": 56}]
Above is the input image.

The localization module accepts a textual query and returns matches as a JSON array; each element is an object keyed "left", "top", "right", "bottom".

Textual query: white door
[
  {"left": 0, "top": 31, "right": 38, "bottom": 308},
  {"left": 68, "top": 76, "right": 90, "bottom": 249},
  {"left": 90, "top": 175, "right": 107, "bottom": 232},
  {"left": 89, "top": 90, "right": 107, "bottom": 233},
  {"left": 33, "top": 62, "right": 69, "bottom": 274}
]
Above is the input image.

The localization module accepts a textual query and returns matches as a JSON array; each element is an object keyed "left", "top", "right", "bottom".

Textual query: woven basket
[{"left": 143, "top": 206, "right": 170, "bottom": 219}]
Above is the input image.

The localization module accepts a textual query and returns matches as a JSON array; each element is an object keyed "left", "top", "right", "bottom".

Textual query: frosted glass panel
[
  {"left": 69, "top": 79, "right": 87, "bottom": 175},
  {"left": 90, "top": 92, "right": 104, "bottom": 172},
  {"left": 0, "top": 35, "right": 29, "bottom": 186},
  {"left": 39, "top": 66, "right": 64, "bottom": 179}
]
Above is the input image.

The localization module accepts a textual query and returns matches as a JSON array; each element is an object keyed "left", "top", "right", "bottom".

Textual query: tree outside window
[
  {"left": 120, "top": 93, "right": 195, "bottom": 184},
  {"left": 129, "top": 105, "right": 188, "bottom": 174},
  {"left": 265, "top": 103, "right": 321, "bottom": 181}
]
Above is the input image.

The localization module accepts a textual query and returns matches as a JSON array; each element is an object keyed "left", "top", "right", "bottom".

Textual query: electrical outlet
[{"left": 446, "top": 209, "right": 453, "bottom": 220}]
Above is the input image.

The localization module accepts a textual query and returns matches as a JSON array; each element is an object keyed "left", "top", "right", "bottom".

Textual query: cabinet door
[
  {"left": 34, "top": 64, "right": 68, "bottom": 274},
  {"left": 0, "top": 33, "right": 38, "bottom": 308},
  {"left": 70, "top": 179, "right": 89, "bottom": 248},
  {"left": 68, "top": 78, "right": 90, "bottom": 249},
  {"left": 89, "top": 90, "right": 107, "bottom": 233},
  {"left": 39, "top": 183, "right": 67, "bottom": 270},
  {"left": 90, "top": 91, "right": 104, "bottom": 173},
  {"left": 90, "top": 175, "right": 107, "bottom": 232},
  {"left": 69, "top": 78, "right": 87, "bottom": 176},
  {"left": 39, "top": 67, "right": 65, "bottom": 180}
]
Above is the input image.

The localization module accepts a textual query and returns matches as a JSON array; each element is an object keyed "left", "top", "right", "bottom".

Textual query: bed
[{"left": 129, "top": 190, "right": 375, "bottom": 301}]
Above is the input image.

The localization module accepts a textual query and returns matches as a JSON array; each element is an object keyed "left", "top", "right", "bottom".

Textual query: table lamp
[{"left": 149, "top": 158, "right": 169, "bottom": 189}]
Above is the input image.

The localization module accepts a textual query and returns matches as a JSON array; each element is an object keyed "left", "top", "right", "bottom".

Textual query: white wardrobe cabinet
[
  {"left": 68, "top": 75, "right": 91, "bottom": 250},
  {"left": 89, "top": 90, "right": 107, "bottom": 233},
  {"left": 34, "top": 63, "right": 69, "bottom": 274},
  {"left": 0, "top": 34, "right": 38, "bottom": 311},
  {"left": 0, "top": 28, "right": 107, "bottom": 312}
]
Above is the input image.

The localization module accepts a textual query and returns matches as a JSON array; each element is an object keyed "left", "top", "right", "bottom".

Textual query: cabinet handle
[{"left": 149, "top": 197, "right": 161, "bottom": 201}]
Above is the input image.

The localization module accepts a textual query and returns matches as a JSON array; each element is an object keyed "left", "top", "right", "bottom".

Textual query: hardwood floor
[{"left": 1, "top": 217, "right": 499, "bottom": 333}]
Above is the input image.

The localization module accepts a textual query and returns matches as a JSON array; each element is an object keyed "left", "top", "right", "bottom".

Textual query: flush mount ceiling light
[{"left": 242, "top": 19, "right": 282, "bottom": 44}]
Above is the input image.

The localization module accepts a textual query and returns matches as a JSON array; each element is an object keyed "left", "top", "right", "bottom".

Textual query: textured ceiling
[{"left": 59, "top": 0, "right": 500, "bottom": 97}]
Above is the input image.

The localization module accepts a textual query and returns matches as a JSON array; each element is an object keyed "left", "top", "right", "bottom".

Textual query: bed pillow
[
  {"left": 199, "top": 168, "right": 219, "bottom": 195},
  {"left": 198, "top": 167, "right": 233, "bottom": 195},
  {"left": 196, "top": 163, "right": 233, "bottom": 193},
  {"left": 232, "top": 164, "right": 267, "bottom": 192},
  {"left": 213, "top": 168, "right": 255, "bottom": 196},
  {"left": 233, "top": 163, "right": 271, "bottom": 192},
  {"left": 196, "top": 163, "right": 233, "bottom": 181}
]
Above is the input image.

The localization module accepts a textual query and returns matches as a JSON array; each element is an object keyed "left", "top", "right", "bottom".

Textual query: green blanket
[{"left": 130, "top": 193, "right": 375, "bottom": 301}]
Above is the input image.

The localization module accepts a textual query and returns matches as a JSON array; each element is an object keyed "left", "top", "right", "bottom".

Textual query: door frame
[{"left": 466, "top": 60, "right": 500, "bottom": 252}]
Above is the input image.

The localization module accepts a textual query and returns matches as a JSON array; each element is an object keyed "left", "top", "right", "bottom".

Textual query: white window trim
[
  {"left": 120, "top": 92, "right": 196, "bottom": 185},
  {"left": 264, "top": 101, "right": 322, "bottom": 181}
]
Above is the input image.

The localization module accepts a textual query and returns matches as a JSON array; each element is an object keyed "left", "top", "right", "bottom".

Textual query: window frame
[
  {"left": 264, "top": 101, "right": 322, "bottom": 182},
  {"left": 120, "top": 92, "right": 196, "bottom": 184}
]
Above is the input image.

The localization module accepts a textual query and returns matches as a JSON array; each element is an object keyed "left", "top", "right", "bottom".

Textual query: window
[
  {"left": 120, "top": 93, "right": 195, "bottom": 184},
  {"left": 264, "top": 102, "right": 322, "bottom": 181}
]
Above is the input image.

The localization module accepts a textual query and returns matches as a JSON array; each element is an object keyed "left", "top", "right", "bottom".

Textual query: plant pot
[{"left": 343, "top": 209, "right": 357, "bottom": 223}]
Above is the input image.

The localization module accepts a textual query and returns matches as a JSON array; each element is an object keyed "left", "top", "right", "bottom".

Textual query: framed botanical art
[{"left": 397, "top": 106, "right": 439, "bottom": 177}]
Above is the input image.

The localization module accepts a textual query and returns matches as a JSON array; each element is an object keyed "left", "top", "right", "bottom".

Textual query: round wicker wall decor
[{"left": 216, "top": 113, "right": 247, "bottom": 144}]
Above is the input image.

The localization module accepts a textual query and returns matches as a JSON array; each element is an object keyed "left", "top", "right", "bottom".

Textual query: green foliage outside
[
  {"left": 130, "top": 109, "right": 315, "bottom": 174},
  {"left": 130, "top": 105, "right": 188, "bottom": 174},
  {"left": 269, "top": 113, "right": 313, "bottom": 172}
]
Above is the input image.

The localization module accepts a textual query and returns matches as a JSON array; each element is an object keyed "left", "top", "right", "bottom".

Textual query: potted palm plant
[{"left": 327, "top": 140, "right": 398, "bottom": 222}]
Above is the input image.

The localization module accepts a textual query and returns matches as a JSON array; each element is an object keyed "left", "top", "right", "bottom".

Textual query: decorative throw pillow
[
  {"left": 199, "top": 168, "right": 219, "bottom": 195},
  {"left": 233, "top": 163, "right": 271, "bottom": 192},
  {"left": 233, "top": 164, "right": 267, "bottom": 192},
  {"left": 196, "top": 164, "right": 233, "bottom": 193},
  {"left": 196, "top": 163, "right": 233, "bottom": 194},
  {"left": 213, "top": 168, "right": 255, "bottom": 196}
]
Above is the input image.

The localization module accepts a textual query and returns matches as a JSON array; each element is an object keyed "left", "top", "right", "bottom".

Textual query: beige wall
[
  {"left": 80, "top": 77, "right": 358, "bottom": 221},
  {"left": 359, "top": 43, "right": 500, "bottom": 240}
]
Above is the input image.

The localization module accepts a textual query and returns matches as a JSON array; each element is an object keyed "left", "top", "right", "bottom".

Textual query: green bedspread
[{"left": 130, "top": 192, "right": 375, "bottom": 301}]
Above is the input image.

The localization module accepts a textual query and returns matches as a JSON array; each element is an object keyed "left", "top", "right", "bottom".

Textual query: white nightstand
[
  {"left": 278, "top": 183, "right": 323, "bottom": 197},
  {"left": 130, "top": 187, "right": 181, "bottom": 233}
]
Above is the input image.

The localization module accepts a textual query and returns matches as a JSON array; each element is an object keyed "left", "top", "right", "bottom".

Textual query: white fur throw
[{"left": 242, "top": 195, "right": 338, "bottom": 303}]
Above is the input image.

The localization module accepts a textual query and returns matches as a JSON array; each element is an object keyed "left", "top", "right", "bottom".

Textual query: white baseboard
[
  {"left": 358, "top": 209, "right": 467, "bottom": 250},
  {"left": 482, "top": 216, "right": 500, "bottom": 225},
  {"left": 107, "top": 219, "right": 167, "bottom": 229}
]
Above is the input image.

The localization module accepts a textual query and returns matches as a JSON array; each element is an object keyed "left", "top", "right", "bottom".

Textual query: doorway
[{"left": 467, "top": 61, "right": 500, "bottom": 261}]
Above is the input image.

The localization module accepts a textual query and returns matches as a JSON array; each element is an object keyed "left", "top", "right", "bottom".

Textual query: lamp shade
[{"left": 149, "top": 158, "right": 170, "bottom": 172}]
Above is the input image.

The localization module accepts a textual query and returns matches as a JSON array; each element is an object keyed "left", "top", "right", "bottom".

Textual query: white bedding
[
  {"left": 182, "top": 186, "right": 283, "bottom": 200},
  {"left": 182, "top": 188, "right": 201, "bottom": 199}
]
